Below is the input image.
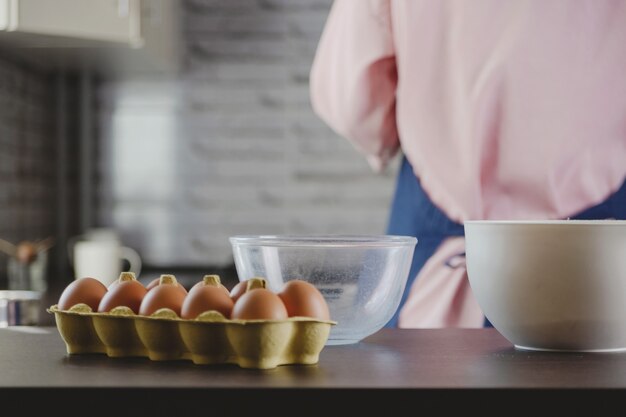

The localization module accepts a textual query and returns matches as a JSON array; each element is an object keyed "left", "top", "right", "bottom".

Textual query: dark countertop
[{"left": 0, "top": 327, "right": 624, "bottom": 414}]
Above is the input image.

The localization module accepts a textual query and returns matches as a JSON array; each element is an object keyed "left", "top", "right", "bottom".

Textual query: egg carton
[{"left": 48, "top": 304, "right": 335, "bottom": 369}]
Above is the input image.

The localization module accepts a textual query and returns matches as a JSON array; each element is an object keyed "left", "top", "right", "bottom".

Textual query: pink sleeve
[{"left": 310, "top": 0, "right": 399, "bottom": 172}]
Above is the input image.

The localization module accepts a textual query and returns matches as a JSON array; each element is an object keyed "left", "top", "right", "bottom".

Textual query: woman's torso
[{"left": 390, "top": 0, "right": 626, "bottom": 223}]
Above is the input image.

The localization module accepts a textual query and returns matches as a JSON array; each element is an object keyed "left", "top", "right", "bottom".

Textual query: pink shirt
[{"left": 310, "top": 0, "right": 626, "bottom": 328}]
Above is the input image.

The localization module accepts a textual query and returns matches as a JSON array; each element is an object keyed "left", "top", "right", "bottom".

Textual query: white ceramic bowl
[
  {"left": 465, "top": 220, "right": 626, "bottom": 352},
  {"left": 229, "top": 235, "right": 417, "bottom": 345}
]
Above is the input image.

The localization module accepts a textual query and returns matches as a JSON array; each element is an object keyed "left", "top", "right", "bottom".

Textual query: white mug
[
  {"left": 73, "top": 240, "right": 142, "bottom": 286},
  {"left": 68, "top": 228, "right": 123, "bottom": 263},
  {"left": 80, "top": 228, "right": 121, "bottom": 242}
]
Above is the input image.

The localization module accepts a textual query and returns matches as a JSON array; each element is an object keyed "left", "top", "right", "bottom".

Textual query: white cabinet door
[{"left": 0, "top": 0, "right": 142, "bottom": 46}]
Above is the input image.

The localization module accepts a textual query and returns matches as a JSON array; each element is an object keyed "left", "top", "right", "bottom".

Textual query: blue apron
[{"left": 385, "top": 156, "right": 626, "bottom": 328}]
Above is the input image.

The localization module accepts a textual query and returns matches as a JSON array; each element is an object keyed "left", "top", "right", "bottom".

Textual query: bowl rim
[
  {"left": 464, "top": 219, "right": 626, "bottom": 226},
  {"left": 229, "top": 234, "right": 417, "bottom": 247}
]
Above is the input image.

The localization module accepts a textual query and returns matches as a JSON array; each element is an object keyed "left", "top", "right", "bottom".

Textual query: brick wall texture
[
  {"left": 97, "top": 0, "right": 400, "bottom": 267},
  {"left": 0, "top": 57, "right": 57, "bottom": 284}
]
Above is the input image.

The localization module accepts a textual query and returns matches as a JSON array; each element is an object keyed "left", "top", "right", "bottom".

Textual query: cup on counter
[
  {"left": 68, "top": 228, "right": 124, "bottom": 260},
  {"left": 71, "top": 232, "right": 142, "bottom": 286}
]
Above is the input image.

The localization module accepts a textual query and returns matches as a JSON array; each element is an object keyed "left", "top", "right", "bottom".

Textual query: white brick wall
[{"left": 97, "top": 0, "right": 400, "bottom": 267}]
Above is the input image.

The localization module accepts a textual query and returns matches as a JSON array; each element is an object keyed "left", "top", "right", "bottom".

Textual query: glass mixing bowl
[{"left": 229, "top": 235, "right": 417, "bottom": 345}]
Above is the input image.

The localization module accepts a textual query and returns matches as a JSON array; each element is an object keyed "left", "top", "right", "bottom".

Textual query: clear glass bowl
[{"left": 229, "top": 235, "right": 417, "bottom": 345}]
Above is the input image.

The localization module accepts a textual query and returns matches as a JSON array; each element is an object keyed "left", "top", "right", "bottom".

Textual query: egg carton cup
[{"left": 48, "top": 304, "right": 336, "bottom": 369}]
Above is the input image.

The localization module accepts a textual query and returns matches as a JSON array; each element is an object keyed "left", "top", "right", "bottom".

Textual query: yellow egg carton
[{"left": 48, "top": 290, "right": 335, "bottom": 370}]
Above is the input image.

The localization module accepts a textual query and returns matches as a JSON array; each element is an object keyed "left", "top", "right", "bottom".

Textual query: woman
[{"left": 309, "top": 0, "right": 626, "bottom": 328}]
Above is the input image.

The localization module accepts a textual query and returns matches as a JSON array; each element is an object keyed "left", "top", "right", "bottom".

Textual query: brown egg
[
  {"left": 58, "top": 277, "right": 108, "bottom": 311},
  {"left": 229, "top": 280, "right": 247, "bottom": 302},
  {"left": 98, "top": 272, "right": 147, "bottom": 314},
  {"left": 146, "top": 276, "right": 188, "bottom": 294},
  {"left": 182, "top": 284, "right": 234, "bottom": 319},
  {"left": 139, "top": 275, "right": 187, "bottom": 317},
  {"left": 277, "top": 280, "right": 330, "bottom": 320},
  {"left": 190, "top": 274, "right": 230, "bottom": 297},
  {"left": 231, "top": 278, "right": 287, "bottom": 320},
  {"left": 229, "top": 277, "right": 265, "bottom": 302}
]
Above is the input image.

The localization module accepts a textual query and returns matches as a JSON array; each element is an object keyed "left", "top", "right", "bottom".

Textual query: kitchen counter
[{"left": 1, "top": 327, "right": 623, "bottom": 414}]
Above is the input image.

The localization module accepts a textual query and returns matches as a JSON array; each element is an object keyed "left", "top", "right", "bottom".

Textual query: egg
[
  {"left": 229, "top": 281, "right": 247, "bottom": 302},
  {"left": 231, "top": 278, "right": 287, "bottom": 320},
  {"left": 98, "top": 272, "right": 147, "bottom": 314},
  {"left": 146, "top": 276, "right": 188, "bottom": 294},
  {"left": 190, "top": 274, "right": 230, "bottom": 297},
  {"left": 139, "top": 274, "right": 187, "bottom": 317},
  {"left": 181, "top": 276, "right": 234, "bottom": 319},
  {"left": 277, "top": 280, "right": 330, "bottom": 320},
  {"left": 229, "top": 277, "right": 265, "bottom": 302},
  {"left": 58, "top": 277, "right": 108, "bottom": 311}
]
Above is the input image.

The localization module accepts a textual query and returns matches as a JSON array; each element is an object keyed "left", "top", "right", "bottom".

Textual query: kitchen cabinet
[
  {"left": 0, "top": 0, "right": 141, "bottom": 46},
  {"left": 0, "top": 0, "right": 180, "bottom": 76}
]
